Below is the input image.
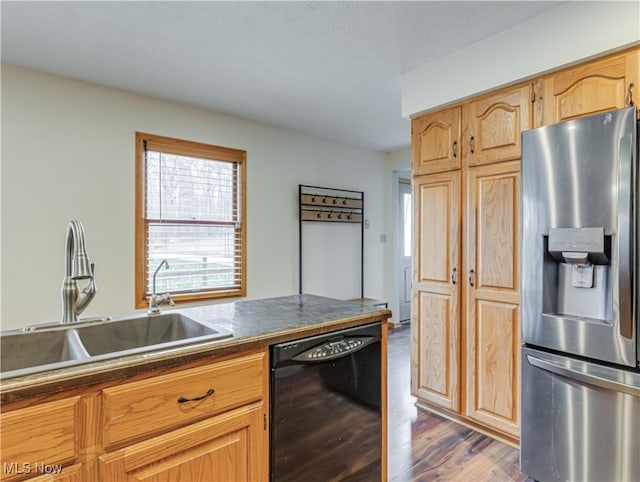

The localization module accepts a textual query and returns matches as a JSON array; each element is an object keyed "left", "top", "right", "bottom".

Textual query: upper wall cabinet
[
  {"left": 541, "top": 49, "right": 639, "bottom": 125},
  {"left": 462, "top": 85, "right": 532, "bottom": 167},
  {"left": 412, "top": 84, "right": 533, "bottom": 175},
  {"left": 412, "top": 107, "right": 461, "bottom": 175}
]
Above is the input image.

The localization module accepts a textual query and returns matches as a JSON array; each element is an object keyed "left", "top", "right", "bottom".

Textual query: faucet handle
[
  {"left": 148, "top": 292, "right": 174, "bottom": 315},
  {"left": 81, "top": 263, "right": 96, "bottom": 294},
  {"left": 76, "top": 263, "right": 97, "bottom": 316}
]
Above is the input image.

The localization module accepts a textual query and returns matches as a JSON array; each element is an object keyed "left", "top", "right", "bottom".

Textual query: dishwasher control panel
[
  {"left": 292, "top": 336, "right": 374, "bottom": 362},
  {"left": 270, "top": 322, "right": 382, "bottom": 368}
]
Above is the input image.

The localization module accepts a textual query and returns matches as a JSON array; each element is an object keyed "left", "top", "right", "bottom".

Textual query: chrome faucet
[
  {"left": 61, "top": 220, "right": 96, "bottom": 323},
  {"left": 148, "top": 259, "right": 174, "bottom": 315}
]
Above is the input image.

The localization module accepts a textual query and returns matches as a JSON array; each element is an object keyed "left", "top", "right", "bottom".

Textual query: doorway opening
[{"left": 394, "top": 169, "right": 412, "bottom": 323}]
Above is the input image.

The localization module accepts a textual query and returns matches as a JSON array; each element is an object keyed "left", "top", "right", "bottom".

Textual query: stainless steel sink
[
  {"left": 1, "top": 329, "right": 90, "bottom": 378},
  {"left": 76, "top": 313, "right": 230, "bottom": 357},
  {"left": 0, "top": 312, "right": 232, "bottom": 379}
]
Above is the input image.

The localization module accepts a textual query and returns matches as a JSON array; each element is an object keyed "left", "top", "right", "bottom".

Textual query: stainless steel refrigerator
[{"left": 520, "top": 106, "right": 640, "bottom": 482}]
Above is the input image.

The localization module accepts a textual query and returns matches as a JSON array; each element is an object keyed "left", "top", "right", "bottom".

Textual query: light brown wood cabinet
[
  {"left": 99, "top": 403, "right": 266, "bottom": 482},
  {"left": 411, "top": 84, "right": 527, "bottom": 444},
  {"left": 462, "top": 86, "right": 531, "bottom": 166},
  {"left": 463, "top": 161, "right": 520, "bottom": 438},
  {"left": 411, "top": 47, "right": 639, "bottom": 444},
  {"left": 411, "top": 160, "right": 522, "bottom": 442},
  {"left": 99, "top": 350, "right": 268, "bottom": 481},
  {"left": 411, "top": 107, "right": 461, "bottom": 175},
  {"left": 0, "top": 349, "right": 268, "bottom": 482},
  {"left": 541, "top": 49, "right": 639, "bottom": 125},
  {"left": 101, "top": 351, "right": 265, "bottom": 449},
  {"left": 0, "top": 397, "right": 81, "bottom": 482},
  {"left": 411, "top": 171, "right": 461, "bottom": 412}
]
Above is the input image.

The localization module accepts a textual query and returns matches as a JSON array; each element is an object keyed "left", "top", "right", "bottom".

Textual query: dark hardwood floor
[{"left": 387, "top": 324, "right": 529, "bottom": 482}]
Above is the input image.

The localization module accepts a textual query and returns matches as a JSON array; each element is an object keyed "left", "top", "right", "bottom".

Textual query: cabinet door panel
[
  {"left": 415, "top": 172, "right": 460, "bottom": 288},
  {"left": 414, "top": 292, "right": 457, "bottom": 407},
  {"left": 465, "top": 162, "right": 520, "bottom": 295},
  {"left": 477, "top": 176, "right": 516, "bottom": 290},
  {"left": 418, "top": 184, "right": 449, "bottom": 282},
  {"left": 99, "top": 403, "right": 266, "bottom": 482},
  {"left": 542, "top": 50, "right": 638, "bottom": 124},
  {"left": 471, "top": 300, "right": 519, "bottom": 430},
  {"left": 465, "top": 161, "right": 520, "bottom": 438},
  {"left": 412, "top": 108, "right": 461, "bottom": 175},
  {"left": 0, "top": 397, "right": 79, "bottom": 482},
  {"left": 132, "top": 430, "right": 247, "bottom": 482},
  {"left": 464, "top": 86, "right": 531, "bottom": 166},
  {"left": 412, "top": 171, "right": 460, "bottom": 412}
]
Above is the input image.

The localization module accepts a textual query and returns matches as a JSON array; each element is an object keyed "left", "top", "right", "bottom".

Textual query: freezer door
[
  {"left": 520, "top": 347, "right": 640, "bottom": 482},
  {"left": 521, "top": 106, "right": 638, "bottom": 367}
]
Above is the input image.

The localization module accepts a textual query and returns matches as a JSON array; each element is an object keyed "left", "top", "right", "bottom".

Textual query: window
[
  {"left": 135, "top": 132, "right": 246, "bottom": 308},
  {"left": 402, "top": 191, "right": 412, "bottom": 258}
]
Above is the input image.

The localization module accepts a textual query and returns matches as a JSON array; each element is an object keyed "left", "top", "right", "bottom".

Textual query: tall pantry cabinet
[
  {"left": 410, "top": 47, "right": 640, "bottom": 444},
  {"left": 411, "top": 84, "right": 528, "bottom": 442}
]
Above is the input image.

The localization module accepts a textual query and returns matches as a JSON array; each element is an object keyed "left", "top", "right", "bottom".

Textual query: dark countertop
[{"left": 1, "top": 294, "right": 391, "bottom": 404}]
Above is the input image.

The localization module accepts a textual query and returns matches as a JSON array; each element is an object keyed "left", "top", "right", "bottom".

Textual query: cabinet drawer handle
[
  {"left": 452, "top": 140, "right": 458, "bottom": 158},
  {"left": 451, "top": 267, "right": 457, "bottom": 285},
  {"left": 469, "top": 136, "right": 475, "bottom": 154},
  {"left": 177, "top": 388, "right": 215, "bottom": 404},
  {"left": 469, "top": 269, "right": 475, "bottom": 287}
]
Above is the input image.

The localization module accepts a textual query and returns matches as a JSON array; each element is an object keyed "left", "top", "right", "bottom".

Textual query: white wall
[
  {"left": 1, "top": 64, "right": 388, "bottom": 330},
  {"left": 402, "top": 1, "right": 640, "bottom": 116}
]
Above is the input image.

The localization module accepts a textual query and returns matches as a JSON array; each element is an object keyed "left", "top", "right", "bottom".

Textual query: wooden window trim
[{"left": 134, "top": 132, "right": 246, "bottom": 309}]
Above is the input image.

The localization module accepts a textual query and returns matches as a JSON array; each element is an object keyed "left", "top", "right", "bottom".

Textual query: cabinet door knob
[
  {"left": 452, "top": 140, "right": 458, "bottom": 158},
  {"left": 469, "top": 136, "right": 475, "bottom": 154},
  {"left": 451, "top": 267, "right": 457, "bottom": 285},
  {"left": 469, "top": 269, "right": 475, "bottom": 287}
]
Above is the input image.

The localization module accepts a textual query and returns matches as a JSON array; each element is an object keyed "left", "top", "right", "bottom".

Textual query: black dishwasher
[{"left": 270, "top": 322, "right": 382, "bottom": 482}]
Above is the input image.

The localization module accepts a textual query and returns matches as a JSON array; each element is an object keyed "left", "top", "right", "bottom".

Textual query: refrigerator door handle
[
  {"left": 617, "top": 132, "right": 633, "bottom": 339},
  {"left": 527, "top": 355, "right": 640, "bottom": 397}
]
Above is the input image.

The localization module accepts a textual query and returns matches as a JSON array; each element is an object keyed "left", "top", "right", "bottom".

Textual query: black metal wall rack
[{"left": 298, "top": 184, "right": 364, "bottom": 297}]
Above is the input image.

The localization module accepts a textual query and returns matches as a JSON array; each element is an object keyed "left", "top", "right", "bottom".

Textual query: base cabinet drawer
[{"left": 102, "top": 351, "right": 266, "bottom": 447}]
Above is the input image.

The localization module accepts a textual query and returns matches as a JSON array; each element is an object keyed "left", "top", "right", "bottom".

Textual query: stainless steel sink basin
[
  {"left": 76, "top": 313, "right": 230, "bottom": 356},
  {"left": 0, "top": 312, "right": 232, "bottom": 379},
  {"left": 1, "top": 329, "right": 90, "bottom": 378}
]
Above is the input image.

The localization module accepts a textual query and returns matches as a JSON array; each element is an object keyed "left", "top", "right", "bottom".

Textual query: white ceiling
[{"left": 1, "top": 1, "right": 564, "bottom": 151}]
